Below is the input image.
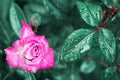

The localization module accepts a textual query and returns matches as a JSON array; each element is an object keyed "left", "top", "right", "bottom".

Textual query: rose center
[
  {"left": 24, "top": 42, "right": 44, "bottom": 62},
  {"left": 32, "top": 45, "right": 39, "bottom": 58}
]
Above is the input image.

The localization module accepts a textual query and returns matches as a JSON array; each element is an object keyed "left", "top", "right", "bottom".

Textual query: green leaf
[
  {"left": 0, "top": 21, "right": 11, "bottom": 44},
  {"left": 59, "top": 25, "right": 74, "bottom": 45},
  {"left": 15, "top": 69, "right": 25, "bottom": 77},
  {"left": 118, "top": 11, "right": 120, "bottom": 17},
  {"left": 0, "top": 0, "right": 11, "bottom": 19},
  {"left": 61, "top": 29, "right": 95, "bottom": 62},
  {"left": 43, "top": 0, "right": 66, "bottom": 20},
  {"left": 10, "top": 2, "right": 26, "bottom": 37},
  {"left": 51, "top": 0, "right": 77, "bottom": 13},
  {"left": 59, "top": 25, "right": 74, "bottom": 39},
  {"left": 102, "top": 0, "right": 120, "bottom": 8},
  {"left": 80, "top": 59, "right": 96, "bottom": 74},
  {"left": 88, "top": 47, "right": 102, "bottom": 57},
  {"left": 25, "top": 72, "right": 36, "bottom": 80},
  {"left": 116, "top": 52, "right": 120, "bottom": 65},
  {"left": 103, "top": 67, "right": 117, "bottom": 80},
  {"left": 98, "top": 28, "right": 116, "bottom": 62},
  {"left": 0, "top": 49, "right": 3, "bottom": 55},
  {"left": 0, "top": 73, "right": 1, "bottom": 80},
  {"left": 65, "top": 71, "right": 82, "bottom": 80},
  {"left": 76, "top": 1, "right": 103, "bottom": 27},
  {"left": 47, "top": 33, "right": 59, "bottom": 48}
]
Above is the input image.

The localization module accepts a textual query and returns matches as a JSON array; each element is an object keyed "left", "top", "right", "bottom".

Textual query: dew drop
[
  {"left": 80, "top": 8, "right": 85, "bottom": 13},
  {"left": 80, "top": 45, "right": 90, "bottom": 53}
]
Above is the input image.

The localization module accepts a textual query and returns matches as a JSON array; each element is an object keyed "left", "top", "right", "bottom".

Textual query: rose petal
[
  {"left": 39, "top": 48, "right": 54, "bottom": 69},
  {"left": 12, "top": 40, "right": 22, "bottom": 49},
  {"left": 17, "top": 56, "right": 38, "bottom": 73},
  {"left": 37, "top": 36, "right": 49, "bottom": 53},
  {"left": 45, "top": 48, "right": 54, "bottom": 68},
  {"left": 37, "top": 36, "right": 49, "bottom": 46},
  {"left": 4, "top": 47, "right": 18, "bottom": 68},
  {"left": 25, "top": 66, "right": 38, "bottom": 73},
  {"left": 20, "top": 21, "right": 35, "bottom": 39},
  {"left": 21, "top": 35, "right": 36, "bottom": 45}
]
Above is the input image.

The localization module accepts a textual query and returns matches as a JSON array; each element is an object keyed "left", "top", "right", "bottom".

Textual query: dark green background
[{"left": 0, "top": 0, "right": 120, "bottom": 80}]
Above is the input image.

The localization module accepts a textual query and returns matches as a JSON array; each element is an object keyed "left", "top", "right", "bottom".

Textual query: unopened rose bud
[{"left": 30, "top": 13, "right": 41, "bottom": 33}]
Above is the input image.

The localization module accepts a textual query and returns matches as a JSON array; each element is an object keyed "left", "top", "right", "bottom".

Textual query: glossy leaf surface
[
  {"left": 10, "top": 2, "right": 26, "bottom": 37},
  {"left": 61, "top": 29, "right": 95, "bottom": 62},
  {"left": 102, "top": 0, "right": 120, "bottom": 8},
  {"left": 103, "top": 67, "right": 118, "bottom": 80},
  {"left": 77, "top": 1, "right": 103, "bottom": 27},
  {"left": 99, "top": 28, "right": 116, "bottom": 62},
  {"left": 25, "top": 72, "right": 36, "bottom": 80}
]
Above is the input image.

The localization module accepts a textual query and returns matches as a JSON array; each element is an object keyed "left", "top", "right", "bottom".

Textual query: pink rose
[{"left": 4, "top": 21, "right": 54, "bottom": 72}]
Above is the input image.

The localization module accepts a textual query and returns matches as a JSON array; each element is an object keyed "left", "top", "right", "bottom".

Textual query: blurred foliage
[{"left": 0, "top": 0, "right": 120, "bottom": 80}]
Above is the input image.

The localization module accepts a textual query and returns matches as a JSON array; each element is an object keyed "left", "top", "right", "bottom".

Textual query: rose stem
[
  {"left": 116, "top": 64, "right": 120, "bottom": 72},
  {"left": 93, "top": 7, "right": 119, "bottom": 32}
]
